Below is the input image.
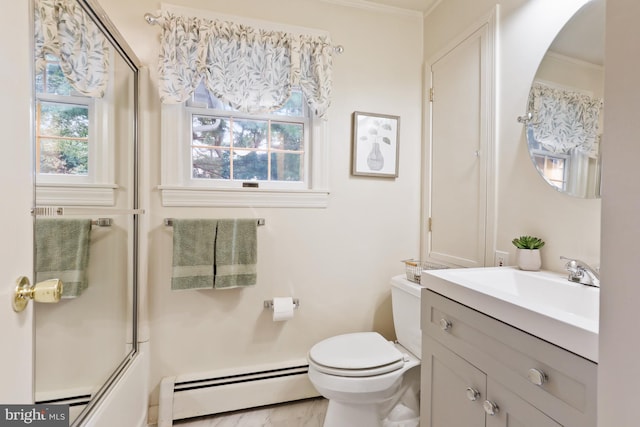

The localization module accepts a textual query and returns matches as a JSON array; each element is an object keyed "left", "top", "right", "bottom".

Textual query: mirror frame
[{"left": 72, "top": 1, "right": 141, "bottom": 424}]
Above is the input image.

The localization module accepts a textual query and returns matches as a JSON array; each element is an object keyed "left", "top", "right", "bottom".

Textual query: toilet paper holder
[{"left": 264, "top": 298, "right": 300, "bottom": 310}]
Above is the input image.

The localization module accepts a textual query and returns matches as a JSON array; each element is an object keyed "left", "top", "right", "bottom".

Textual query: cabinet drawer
[{"left": 422, "top": 289, "right": 597, "bottom": 427}]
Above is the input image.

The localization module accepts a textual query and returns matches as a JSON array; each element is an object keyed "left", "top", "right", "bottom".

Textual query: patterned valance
[
  {"left": 34, "top": 0, "right": 110, "bottom": 98},
  {"left": 157, "top": 10, "right": 334, "bottom": 118},
  {"left": 528, "top": 82, "right": 603, "bottom": 154}
]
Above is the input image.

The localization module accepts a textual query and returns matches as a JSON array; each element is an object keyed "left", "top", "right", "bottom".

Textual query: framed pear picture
[{"left": 351, "top": 111, "right": 400, "bottom": 177}]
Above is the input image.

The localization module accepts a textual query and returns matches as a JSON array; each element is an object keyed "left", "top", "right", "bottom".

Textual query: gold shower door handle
[{"left": 12, "top": 276, "right": 63, "bottom": 312}]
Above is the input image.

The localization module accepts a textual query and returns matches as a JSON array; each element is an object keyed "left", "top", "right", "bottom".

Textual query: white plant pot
[{"left": 517, "top": 249, "right": 541, "bottom": 271}]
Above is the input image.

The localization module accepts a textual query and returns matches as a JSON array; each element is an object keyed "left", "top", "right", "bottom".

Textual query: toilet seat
[{"left": 308, "top": 332, "right": 405, "bottom": 377}]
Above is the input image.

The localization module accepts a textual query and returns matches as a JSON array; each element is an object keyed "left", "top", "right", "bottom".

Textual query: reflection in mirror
[
  {"left": 32, "top": 0, "right": 140, "bottom": 424},
  {"left": 523, "top": 0, "right": 605, "bottom": 198}
]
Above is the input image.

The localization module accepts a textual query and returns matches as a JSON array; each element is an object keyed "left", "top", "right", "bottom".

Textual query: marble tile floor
[{"left": 173, "top": 397, "right": 328, "bottom": 427}]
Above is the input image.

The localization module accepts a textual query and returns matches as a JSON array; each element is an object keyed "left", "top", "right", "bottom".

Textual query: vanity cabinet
[{"left": 421, "top": 290, "right": 597, "bottom": 427}]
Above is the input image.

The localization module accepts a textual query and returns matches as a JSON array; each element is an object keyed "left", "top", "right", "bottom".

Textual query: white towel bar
[{"left": 164, "top": 218, "right": 265, "bottom": 227}]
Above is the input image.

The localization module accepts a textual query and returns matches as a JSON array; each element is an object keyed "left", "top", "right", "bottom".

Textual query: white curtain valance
[
  {"left": 157, "top": 10, "right": 334, "bottom": 118},
  {"left": 34, "top": 0, "right": 110, "bottom": 98},
  {"left": 528, "top": 82, "right": 603, "bottom": 154}
]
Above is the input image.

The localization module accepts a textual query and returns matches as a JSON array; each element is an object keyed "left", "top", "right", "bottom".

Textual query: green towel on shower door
[
  {"left": 214, "top": 219, "right": 257, "bottom": 289},
  {"left": 35, "top": 218, "right": 92, "bottom": 298},
  {"left": 171, "top": 219, "right": 217, "bottom": 290}
]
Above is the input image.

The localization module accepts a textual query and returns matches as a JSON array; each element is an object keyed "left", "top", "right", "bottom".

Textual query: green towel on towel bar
[
  {"left": 35, "top": 218, "right": 92, "bottom": 298},
  {"left": 214, "top": 219, "right": 257, "bottom": 289},
  {"left": 171, "top": 219, "right": 217, "bottom": 290}
]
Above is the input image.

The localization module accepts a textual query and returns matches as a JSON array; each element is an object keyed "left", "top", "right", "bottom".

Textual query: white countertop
[{"left": 422, "top": 266, "right": 599, "bottom": 362}]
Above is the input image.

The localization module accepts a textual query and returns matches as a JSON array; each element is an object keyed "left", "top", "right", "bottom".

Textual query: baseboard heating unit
[{"left": 157, "top": 360, "right": 319, "bottom": 426}]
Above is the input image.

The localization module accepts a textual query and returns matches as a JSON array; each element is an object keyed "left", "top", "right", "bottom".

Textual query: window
[
  {"left": 160, "top": 86, "right": 329, "bottom": 209},
  {"left": 188, "top": 82, "right": 308, "bottom": 188},
  {"left": 531, "top": 151, "right": 569, "bottom": 191},
  {"left": 36, "top": 54, "right": 92, "bottom": 180},
  {"left": 526, "top": 126, "right": 569, "bottom": 192},
  {"left": 156, "top": 7, "right": 332, "bottom": 208},
  {"left": 34, "top": 54, "right": 116, "bottom": 206}
]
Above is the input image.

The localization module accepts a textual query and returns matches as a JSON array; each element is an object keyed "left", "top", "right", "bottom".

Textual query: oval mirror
[{"left": 522, "top": 0, "right": 605, "bottom": 198}]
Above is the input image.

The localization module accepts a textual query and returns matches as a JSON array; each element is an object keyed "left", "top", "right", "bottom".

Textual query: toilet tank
[{"left": 391, "top": 275, "right": 422, "bottom": 359}]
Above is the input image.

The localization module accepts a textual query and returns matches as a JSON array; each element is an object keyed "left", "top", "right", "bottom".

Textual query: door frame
[{"left": 421, "top": 6, "right": 498, "bottom": 267}]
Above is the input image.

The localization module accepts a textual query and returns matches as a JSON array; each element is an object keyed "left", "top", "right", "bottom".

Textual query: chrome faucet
[{"left": 560, "top": 256, "right": 600, "bottom": 288}]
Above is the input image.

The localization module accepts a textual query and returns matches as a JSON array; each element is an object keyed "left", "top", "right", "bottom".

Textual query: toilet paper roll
[{"left": 272, "top": 297, "right": 295, "bottom": 322}]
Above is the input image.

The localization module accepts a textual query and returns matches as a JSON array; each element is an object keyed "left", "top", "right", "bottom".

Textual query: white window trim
[
  {"left": 35, "top": 182, "right": 118, "bottom": 206},
  {"left": 157, "top": 7, "right": 331, "bottom": 208},
  {"left": 160, "top": 105, "right": 330, "bottom": 208},
  {"left": 35, "top": 49, "right": 117, "bottom": 206}
]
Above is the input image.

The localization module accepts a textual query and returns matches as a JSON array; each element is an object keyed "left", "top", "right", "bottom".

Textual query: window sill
[
  {"left": 36, "top": 183, "right": 118, "bottom": 206},
  {"left": 159, "top": 186, "right": 330, "bottom": 208}
]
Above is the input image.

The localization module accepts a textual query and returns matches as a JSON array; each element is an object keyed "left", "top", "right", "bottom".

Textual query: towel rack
[
  {"left": 92, "top": 218, "right": 113, "bottom": 227},
  {"left": 33, "top": 215, "right": 112, "bottom": 227},
  {"left": 164, "top": 218, "right": 266, "bottom": 227}
]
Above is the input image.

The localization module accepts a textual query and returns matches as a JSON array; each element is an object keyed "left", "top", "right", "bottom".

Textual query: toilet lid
[{"left": 308, "top": 332, "right": 404, "bottom": 377}]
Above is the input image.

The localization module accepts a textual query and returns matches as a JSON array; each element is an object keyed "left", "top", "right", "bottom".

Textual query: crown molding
[{"left": 317, "top": 0, "right": 424, "bottom": 19}]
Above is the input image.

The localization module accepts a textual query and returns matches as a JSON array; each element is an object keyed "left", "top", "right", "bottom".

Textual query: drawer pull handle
[
  {"left": 466, "top": 387, "right": 480, "bottom": 401},
  {"left": 483, "top": 400, "right": 499, "bottom": 416},
  {"left": 439, "top": 318, "right": 452, "bottom": 331},
  {"left": 527, "top": 368, "right": 548, "bottom": 386}
]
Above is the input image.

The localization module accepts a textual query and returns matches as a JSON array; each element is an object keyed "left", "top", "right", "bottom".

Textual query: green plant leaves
[{"left": 512, "top": 235, "right": 545, "bottom": 249}]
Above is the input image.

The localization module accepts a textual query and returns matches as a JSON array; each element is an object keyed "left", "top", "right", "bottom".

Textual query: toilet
[{"left": 307, "top": 275, "right": 422, "bottom": 427}]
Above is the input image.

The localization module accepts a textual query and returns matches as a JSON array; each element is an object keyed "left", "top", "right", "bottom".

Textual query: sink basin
[{"left": 422, "top": 266, "right": 599, "bottom": 362}]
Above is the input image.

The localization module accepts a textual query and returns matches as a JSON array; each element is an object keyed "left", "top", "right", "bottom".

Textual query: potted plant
[{"left": 512, "top": 235, "right": 545, "bottom": 271}]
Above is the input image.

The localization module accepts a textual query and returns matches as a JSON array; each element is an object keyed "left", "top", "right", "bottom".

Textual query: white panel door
[
  {"left": 427, "top": 22, "right": 493, "bottom": 268},
  {"left": 0, "top": 1, "right": 35, "bottom": 403}
]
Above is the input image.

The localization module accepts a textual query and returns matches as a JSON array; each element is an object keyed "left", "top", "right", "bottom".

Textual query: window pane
[
  {"left": 233, "top": 150, "right": 268, "bottom": 180},
  {"left": 233, "top": 119, "right": 268, "bottom": 149},
  {"left": 38, "top": 102, "right": 89, "bottom": 176},
  {"left": 271, "top": 122, "right": 303, "bottom": 151},
  {"left": 45, "top": 63, "right": 73, "bottom": 96},
  {"left": 36, "top": 55, "right": 74, "bottom": 96},
  {"left": 270, "top": 152, "right": 303, "bottom": 181},
  {"left": 533, "top": 154, "right": 566, "bottom": 191},
  {"left": 192, "top": 147, "right": 229, "bottom": 179},
  {"left": 39, "top": 102, "right": 89, "bottom": 137},
  {"left": 192, "top": 116, "right": 230, "bottom": 147},
  {"left": 187, "top": 86, "right": 309, "bottom": 185},
  {"left": 192, "top": 81, "right": 233, "bottom": 110},
  {"left": 273, "top": 90, "right": 304, "bottom": 117},
  {"left": 40, "top": 138, "right": 88, "bottom": 175}
]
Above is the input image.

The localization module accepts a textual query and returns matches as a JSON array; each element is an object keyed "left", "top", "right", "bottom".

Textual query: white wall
[
  {"left": 98, "top": 0, "right": 424, "bottom": 410},
  {"left": 599, "top": 0, "right": 640, "bottom": 424},
  {"left": 424, "top": 0, "right": 600, "bottom": 273}
]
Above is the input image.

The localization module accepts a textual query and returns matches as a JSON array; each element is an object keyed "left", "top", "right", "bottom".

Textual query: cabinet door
[
  {"left": 425, "top": 13, "right": 495, "bottom": 268},
  {"left": 484, "top": 379, "right": 562, "bottom": 427},
  {"left": 421, "top": 337, "right": 486, "bottom": 427}
]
